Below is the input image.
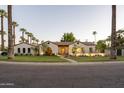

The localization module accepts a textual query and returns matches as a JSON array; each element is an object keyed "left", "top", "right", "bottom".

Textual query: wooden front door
[{"left": 58, "top": 45, "right": 69, "bottom": 55}]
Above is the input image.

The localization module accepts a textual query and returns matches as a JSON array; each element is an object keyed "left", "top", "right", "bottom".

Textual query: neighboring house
[
  {"left": 39, "top": 41, "right": 96, "bottom": 56},
  {"left": 105, "top": 47, "right": 124, "bottom": 56},
  {"left": 14, "top": 43, "right": 36, "bottom": 55}
]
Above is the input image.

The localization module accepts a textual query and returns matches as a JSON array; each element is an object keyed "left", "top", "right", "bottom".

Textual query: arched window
[
  {"left": 28, "top": 48, "right": 31, "bottom": 53},
  {"left": 23, "top": 48, "right": 26, "bottom": 53},
  {"left": 18, "top": 48, "right": 20, "bottom": 53}
]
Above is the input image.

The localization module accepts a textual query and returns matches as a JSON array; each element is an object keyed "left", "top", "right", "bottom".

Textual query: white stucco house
[
  {"left": 14, "top": 43, "right": 36, "bottom": 55},
  {"left": 14, "top": 41, "right": 96, "bottom": 56},
  {"left": 39, "top": 41, "right": 96, "bottom": 56}
]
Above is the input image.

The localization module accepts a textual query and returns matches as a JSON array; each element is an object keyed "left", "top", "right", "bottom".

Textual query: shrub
[
  {"left": 25, "top": 54, "right": 29, "bottom": 56},
  {"left": 20, "top": 53, "right": 24, "bottom": 56},
  {"left": 30, "top": 54, "right": 33, "bottom": 56},
  {"left": 1, "top": 51, "right": 8, "bottom": 56},
  {"left": 45, "top": 47, "right": 52, "bottom": 56},
  {"left": 14, "top": 53, "right": 19, "bottom": 56},
  {"left": 52, "top": 53, "right": 55, "bottom": 56}
]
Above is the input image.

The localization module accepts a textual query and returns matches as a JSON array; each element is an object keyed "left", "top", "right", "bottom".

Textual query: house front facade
[
  {"left": 39, "top": 41, "right": 96, "bottom": 56},
  {"left": 14, "top": 41, "right": 96, "bottom": 56},
  {"left": 14, "top": 43, "right": 36, "bottom": 55}
]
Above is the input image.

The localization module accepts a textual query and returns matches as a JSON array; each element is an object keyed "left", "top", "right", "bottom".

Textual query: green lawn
[
  {"left": 0, "top": 56, "right": 67, "bottom": 62},
  {"left": 67, "top": 56, "right": 124, "bottom": 62}
]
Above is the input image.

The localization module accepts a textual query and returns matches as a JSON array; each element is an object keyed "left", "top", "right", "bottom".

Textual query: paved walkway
[{"left": 59, "top": 56, "right": 78, "bottom": 63}]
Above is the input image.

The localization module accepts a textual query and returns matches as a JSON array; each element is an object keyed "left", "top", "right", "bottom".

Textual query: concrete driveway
[{"left": 0, "top": 61, "right": 124, "bottom": 88}]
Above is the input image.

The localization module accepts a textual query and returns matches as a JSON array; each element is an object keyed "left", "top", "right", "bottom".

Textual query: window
[
  {"left": 28, "top": 48, "right": 31, "bottom": 53},
  {"left": 89, "top": 47, "right": 93, "bottom": 53},
  {"left": 23, "top": 48, "right": 26, "bottom": 53},
  {"left": 18, "top": 48, "right": 20, "bottom": 53}
]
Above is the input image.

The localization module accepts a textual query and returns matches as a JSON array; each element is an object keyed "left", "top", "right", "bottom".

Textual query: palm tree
[
  {"left": 29, "top": 33, "right": 33, "bottom": 44},
  {"left": 0, "top": 31, "right": 6, "bottom": 48},
  {"left": 0, "top": 9, "right": 7, "bottom": 51},
  {"left": 41, "top": 42, "right": 48, "bottom": 54},
  {"left": 92, "top": 31, "right": 97, "bottom": 44},
  {"left": 20, "top": 28, "right": 26, "bottom": 42},
  {"left": 8, "top": 5, "right": 14, "bottom": 59},
  {"left": 12, "top": 21, "right": 19, "bottom": 45},
  {"left": 20, "top": 36, "right": 27, "bottom": 43},
  {"left": 0, "top": 31, "right": 6, "bottom": 37},
  {"left": 110, "top": 5, "right": 117, "bottom": 59},
  {"left": 36, "top": 39, "right": 39, "bottom": 45},
  {"left": 32, "top": 36, "right": 36, "bottom": 44},
  {"left": 25, "top": 32, "right": 30, "bottom": 43}
]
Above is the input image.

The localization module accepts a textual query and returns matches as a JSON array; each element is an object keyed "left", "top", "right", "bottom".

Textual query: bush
[
  {"left": 52, "top": 53, "right": 55, "bottom": 56},
  {"left": 45, "top": 47, "right": 52, "bottom": 56},
  {"left": 14, "top": 53, "right": 19, "bottom": 56},
  {"left": 25, "top": 54, "right": 29, "bottom": 56},
  {"left": 1, "top": 51, "right": 8, "bottom": 56},
  {"left": 20, "top": 53, "right": 24, "bottom": 56},
  {"left": 29, "top": 54, "right": 33, "bottom": 56}
]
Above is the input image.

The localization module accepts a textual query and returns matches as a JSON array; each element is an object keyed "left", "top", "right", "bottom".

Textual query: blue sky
[{"left": 1, "top": 5, "right": 124, "bottom": 45}]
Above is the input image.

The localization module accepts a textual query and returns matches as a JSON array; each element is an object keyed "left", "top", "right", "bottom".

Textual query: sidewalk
[{"left": 59, "top": 56, "right": 78, "bottom": 63}]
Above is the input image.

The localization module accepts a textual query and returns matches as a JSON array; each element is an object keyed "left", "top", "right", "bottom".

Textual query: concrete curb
[{"left": 0, "top": 61, "right": 124, "bottom": 66}]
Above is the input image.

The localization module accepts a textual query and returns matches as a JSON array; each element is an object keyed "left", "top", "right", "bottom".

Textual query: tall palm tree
[
  {"left": 0, "top": 31, "right": 6, "bottom": 37},
  {"left": 25, "top": 32, "right": 30, "bottom": 43},
  {"left": 32, "top": 36, "right": 36, "bottom": 44},
  {"left": 20, "top": 28, "right": 26, "bottom": 42},
  {"left": 12, "top": 21, "right": 19, "bottom": 45},
  {"left": 92, "top": 31, "right": 97, "bottom": 44},
  {"left": 20, "top": 36, "right": 26, "bottom": 43},
  {"left": 28, "top": 33, "right": 33, "bottom": 44},
  {"left": 0, "top": 9, "right": 7, "bottom": 51},
  {"left": 8, "top": 5, "right": 14, "bottom": 59},
  {"left": 110, "top": 5, "right": 117, "bottom": 59},
  {"left": 0, "top": 31, "right": 7, "bottom": 48},
  {"left": 36, "top": 39, "right": 39, "bottom": 45}
]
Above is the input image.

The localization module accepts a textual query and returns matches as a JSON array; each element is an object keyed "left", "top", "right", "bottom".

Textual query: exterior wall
[
  {"left": 39, "top": 46, "right": 44, "bottom": 55},
  {"left": 105, "top": 49, "right": 111, "bottom": 56},
  {"left": 43, "top": 42, "right": 58, "bottom": 55},
  {"left": 122, "top": 49, "right": 124, "bottom": 56},
  {"left": 69, "top": 42, "right": 96, "bottom": 56},
  {"left": 14, "top": 43, "right": 35, "bottom": 55}
]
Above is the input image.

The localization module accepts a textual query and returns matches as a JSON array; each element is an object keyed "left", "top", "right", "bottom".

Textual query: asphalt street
[{"left": 0, "top": 62, "right": 124, "bottom": 88}]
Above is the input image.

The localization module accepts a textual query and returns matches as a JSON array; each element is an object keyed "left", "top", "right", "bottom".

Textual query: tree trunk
[
  {"left": 22, "top": 32, "right": 24, "bottom": 42},
  {"left": 8, "top": 5, "right": 14, "bottom": 59},
  {"left": 13, "top": 26, "right": 15, "bottom": 45},
  {"left": 30, "top": 37, "right": 32, "bottom": 44},
  {"left": 28, "top": 36, "right": 29, "bottom": 44},
  {"left": 110, "top": 5, "right": 117, "bottom": 59},
  {"left": 1, "top": 16, "right": 4, "bottom": 51}
]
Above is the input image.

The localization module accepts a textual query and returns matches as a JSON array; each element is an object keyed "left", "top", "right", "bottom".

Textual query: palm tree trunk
[
  {"left": 22, "top": 32, "right": 24, "bottom": 42},
  {"left": 13, "top": 26, "right": 15, "bottom": 45},
  {"left": 8, "top": 5, "right": 14, "bottom": 59},
  {"left": 30, "top": 37, "right": 32, "bottom": 44},
  {"left": 110, "top": 5, "right": 117, "bottom": 59},
  {"left": 28, "top": 36, "right": 29, "bottom": 44},
  {"left": 1, "top": 16, "right": 4, "bottom": 51}
]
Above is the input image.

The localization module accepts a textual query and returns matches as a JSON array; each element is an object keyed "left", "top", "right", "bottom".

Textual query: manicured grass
[
  {"left": 0, "top": 56, "right": 67, "bottom": 62},
  {"left": 67, "top": 56, "right": 124, "bottom": 62}
]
